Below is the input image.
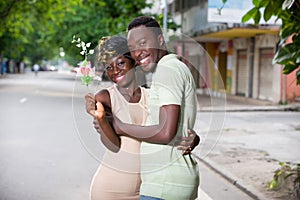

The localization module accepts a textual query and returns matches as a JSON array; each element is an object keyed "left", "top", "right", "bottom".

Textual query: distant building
[{"left": 158, "top": 0, "right": 299, "bottom": 103}]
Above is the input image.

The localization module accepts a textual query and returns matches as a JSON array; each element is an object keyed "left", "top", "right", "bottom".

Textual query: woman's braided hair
[{"left": 98, "top": 35, "right": 134, "bottom": 67}]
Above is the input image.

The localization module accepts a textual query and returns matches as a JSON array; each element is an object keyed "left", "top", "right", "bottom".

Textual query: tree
[
  {"left": 0, "top": 0, "right": 152, "bottom": 68},
  {"left": 242, "top": 0, "right": 300, "bottom": 85},
  {"left": 56, "top": 0, "right": 152, "bottom": 66},
  {"left": 0, "top": 0, "right": 83, "bottom": 65}
]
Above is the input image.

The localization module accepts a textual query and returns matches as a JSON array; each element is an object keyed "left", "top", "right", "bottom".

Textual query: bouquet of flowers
[{"left": 71, "top": 35, "right": 95, "bottom": 86}]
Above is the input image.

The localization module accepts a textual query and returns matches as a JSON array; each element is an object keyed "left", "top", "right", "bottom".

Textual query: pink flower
[{"left": 80, "top": 67, "right": 91, "bottom": 76}]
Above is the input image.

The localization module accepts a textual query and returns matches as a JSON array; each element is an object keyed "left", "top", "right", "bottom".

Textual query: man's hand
[
  {"left": 112, "top": 115, "right": 123, "bottom": 136},
  {"left": 93, "top": 118, "right": 102, "bottom": 133},
  {"left": 177, "top": 129, "right": 200, "bottom": 155}
]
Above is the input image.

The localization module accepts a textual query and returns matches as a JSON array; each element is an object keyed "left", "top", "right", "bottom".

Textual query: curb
[
  {"left": 198, "top": 157, "right": 266, "bottom": 200},
  {"left": 198, "top": 105, "right": 300, "bottom": 112}
]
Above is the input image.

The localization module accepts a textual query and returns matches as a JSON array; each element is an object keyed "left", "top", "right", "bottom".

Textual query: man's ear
[{"left": 158, "top": 34, "right": 164, "bottom": 47}]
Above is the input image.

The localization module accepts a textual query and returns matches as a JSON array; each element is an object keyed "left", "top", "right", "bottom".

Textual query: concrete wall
[{"left": 253, "top": 34, "right": 280, "bottom": 102}]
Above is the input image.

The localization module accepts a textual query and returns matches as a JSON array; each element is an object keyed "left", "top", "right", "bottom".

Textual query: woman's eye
[
  {"left": 117, "top": 62, "right": 125, "bottom": 68},
  {"left": 105, "top": 65, "right": 112, "bottom": 71}
]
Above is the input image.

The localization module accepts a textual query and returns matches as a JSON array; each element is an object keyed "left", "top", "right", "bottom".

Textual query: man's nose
[{"left": 131, "top": 48, "right": 142, "bottom": 59}]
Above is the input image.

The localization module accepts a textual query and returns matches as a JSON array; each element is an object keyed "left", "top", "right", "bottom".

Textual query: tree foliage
[
  {"left": 242, "top": 0, "right": 300, "bottom": 85},
  {"left": 0, "top": 0, "right": 152, "bottom": 67},
  {"left": 0, "top": 0, "right": 82, "bottom": 65}
]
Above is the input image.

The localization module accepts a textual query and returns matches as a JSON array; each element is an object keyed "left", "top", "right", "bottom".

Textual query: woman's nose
[{"left": 112, "top": 64, "right": 121, "bottom": 74}]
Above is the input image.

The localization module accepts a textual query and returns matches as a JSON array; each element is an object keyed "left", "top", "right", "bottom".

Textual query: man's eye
[{"left": 140, "top": 41, "right": 146, "bottom": 46}]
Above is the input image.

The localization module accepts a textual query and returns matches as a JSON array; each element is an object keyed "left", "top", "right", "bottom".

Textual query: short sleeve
[{"left": 153, "top": 64, "right": 184, "bottom": 106}]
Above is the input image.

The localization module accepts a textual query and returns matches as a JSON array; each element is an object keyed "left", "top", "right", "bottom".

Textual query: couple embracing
[{"left": 85, "top": 16, "right": 200, "bottom": 200}]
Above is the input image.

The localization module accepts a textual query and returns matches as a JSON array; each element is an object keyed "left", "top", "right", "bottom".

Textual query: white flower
[{"left": 73, "top": 35, "right": 94, "bottom": 57}]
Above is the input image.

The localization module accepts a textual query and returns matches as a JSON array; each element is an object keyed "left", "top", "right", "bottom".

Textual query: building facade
[{"left": 161, "top": 0, "right": 299, "bottom": 103}]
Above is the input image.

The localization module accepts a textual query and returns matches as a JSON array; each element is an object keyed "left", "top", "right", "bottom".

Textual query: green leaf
[
  {"left": 279, "top": 161, "right": 286, "bottom": 166},
  {"left": 277, "top": 171, "right": 283, "bottom": 176},
  {"left": 283, "top": 62, "right": 298, "bottom": 74},
  {"left": 292, "top": 34, "right": 300, "bottom": 45},
  {"left": 81, "top": 75, "right": 93, "bottom": 86},
  {"left": 297, "top": 69, "right": 300, "bottom": 84},
  {"left": 282, "top": 0, "right": 295, "bottom": 10},
  {"left": 252, "top": 0, "right": 261, "bottom": 7},
  {"left": 263, "top": 2, "right": 274, "bottom": 21},
  {"left": 259, "top": 0, "right": 270, "bottom": 7},
  {"left": 254, "top": 10, "right": 262, "bottom": 24},
  {"left": 273, "top": 43, "right": 298, "bottom": 64},
  {"left": 269, "top": 179, "right": 279, "bottom": 189},
  {"left": 281, "top": 22, "right": 296, "bottom": 38},
  {"left": 242, "top": 7, "right": 259, "bottom": 23}
]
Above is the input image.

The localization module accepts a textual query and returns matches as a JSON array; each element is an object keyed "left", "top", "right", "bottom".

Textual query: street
[
  {"left": 0, "top": 71, "right": 299, "bottom": 199},
  {"left": 0, "top": 71, "right": 99, "bottom": 199}
]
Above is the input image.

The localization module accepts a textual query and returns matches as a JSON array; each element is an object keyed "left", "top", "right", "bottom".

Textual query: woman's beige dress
[{"left": 90, "top": 85, "right": 148, "bottom": 200}]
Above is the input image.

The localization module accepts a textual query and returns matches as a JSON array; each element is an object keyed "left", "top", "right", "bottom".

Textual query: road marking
[
  {"left": 19, "top": 97, "right": 27, "bottom": 103},
  {"left": 197, "top": 188, "right": 213, "bottom": 200}
]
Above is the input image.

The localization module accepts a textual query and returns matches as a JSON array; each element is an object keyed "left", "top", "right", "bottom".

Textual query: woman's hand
[
  {"left": 85, "top": 93, "right": 105, "bottom": 121},
  {"left": 177, "top": 129, "right": 200, "bottom": 155},
  {"left": 85, "top": 93, "right": 96, "bottom": 117},
  {"left": 95, "top": 101, "right": 105, "bottom": 121}
]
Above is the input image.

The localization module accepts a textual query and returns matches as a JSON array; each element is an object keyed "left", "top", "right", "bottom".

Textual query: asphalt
[
  {"left": 195, "top": 92, "right": 300, "bottom": 200},
  {"left": 2, "top": 72, "right": 299, "bottom": 199}
]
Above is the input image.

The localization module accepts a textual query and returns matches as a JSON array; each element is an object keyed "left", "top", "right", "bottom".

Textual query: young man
[{"left": 113, "top": 16, "right": 199, "bottom": 200}]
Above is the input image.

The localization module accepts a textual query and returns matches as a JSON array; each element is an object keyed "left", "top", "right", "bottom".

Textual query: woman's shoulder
[{"left": 95, "top": 88, "right": 111, "bottom": 107}]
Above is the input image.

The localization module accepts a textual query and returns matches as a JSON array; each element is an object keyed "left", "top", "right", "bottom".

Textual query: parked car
[{"left": 71, "top": 67, "right": 80, "bottom": 74}]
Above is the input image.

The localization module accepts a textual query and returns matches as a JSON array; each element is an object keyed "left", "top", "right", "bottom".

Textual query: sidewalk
[
  {"left": 195, "top": 93, "right": 300, "bottom": 200},
  {"left": 197, "top": 93, "right": 300, "bottom": 112}
]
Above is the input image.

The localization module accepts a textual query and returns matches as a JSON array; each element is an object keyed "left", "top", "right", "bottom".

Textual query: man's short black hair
[{"left": 127, "top": 16, "right": 163, "bottom": 36}]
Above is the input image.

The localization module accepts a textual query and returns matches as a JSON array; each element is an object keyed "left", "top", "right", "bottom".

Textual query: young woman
[{"left": 85, "top": 35, "right": 198, "bottom": 200}]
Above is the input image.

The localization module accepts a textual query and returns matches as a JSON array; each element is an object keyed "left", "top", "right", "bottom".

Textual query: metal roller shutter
[
  {"left": 236, "top": 50, "right": 248, "bottom": 96},
  {"left": 258, "top": 48, "right": 274, "bottom": 100}
]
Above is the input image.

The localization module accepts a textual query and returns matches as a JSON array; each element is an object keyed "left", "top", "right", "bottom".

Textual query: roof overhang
[{"left": 193, "top": 27, "right": 280, "bottom": 42}]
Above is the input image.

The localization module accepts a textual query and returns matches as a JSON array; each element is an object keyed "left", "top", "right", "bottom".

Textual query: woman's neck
[{"left": 117, "top": 81, "right": 141, "bottom": 103}]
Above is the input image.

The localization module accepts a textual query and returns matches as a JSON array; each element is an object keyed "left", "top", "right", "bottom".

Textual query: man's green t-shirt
[{"left": 140, "top": 54, "right": 199, "bottom": 200}]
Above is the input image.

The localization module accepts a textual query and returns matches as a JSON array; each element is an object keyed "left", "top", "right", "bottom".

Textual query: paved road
[
  {"left": 0, "top": 71, "right": 256, "bottom": 200},
  {"left": 0, "top": 71, "right": 98, "bottom": 199}
]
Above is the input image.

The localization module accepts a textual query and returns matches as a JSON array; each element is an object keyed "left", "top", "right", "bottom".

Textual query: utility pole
[{"left": 163, "top": 0, "right": 168, "bottom": 31}]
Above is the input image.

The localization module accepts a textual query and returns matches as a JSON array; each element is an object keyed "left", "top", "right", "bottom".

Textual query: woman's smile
[{"left": 113, "top": 74, "right": 126, "bottom": 83}]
